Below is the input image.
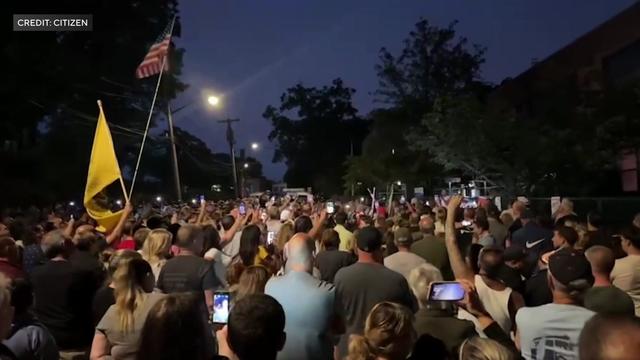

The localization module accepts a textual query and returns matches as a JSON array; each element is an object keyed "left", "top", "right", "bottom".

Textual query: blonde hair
[
  {"left": 113, "top": 258, "right": 152, "bottom": 333},
  {"left": 347, "top": 302, "right": 416, "bottom": 360},
  {"left": 234, "top": 265, "right": 269, "bottom": 302},
  {"left": 408, "top": 263, "right": 443, "bottom": 308},
  {"left": 141, "top": 229, "right": 172, "bottom": 265},
  {"left": 459, "top": 337, "right": 514, "bottom": 360},
  {"left": 276, "top": 222, "right": 294, "bottom": 251}
]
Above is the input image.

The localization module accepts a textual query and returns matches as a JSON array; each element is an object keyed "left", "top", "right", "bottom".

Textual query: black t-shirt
[
  {"left": 315, "top": 249, "right": 355, "bottom": 283},
  {"left": 524, "top": 268, "right": 553, "bottom": 307},
  {"left": 508, "top": 218, "right": 523, "bottom": 237},
  {"left": 583, "top": 230, "right": 613, "bottom": 250},
  {"left": 30, "top": 260, "right": 96, "bottom": 349},
  {"left": 92, "top": 286, "right": 115, "bottom": 327},
  {"left": 157, "top": 255, "right": 218, "bottom": 309},
  {"left": 69, "top": 250, "right": 105, "bottom": 291},
  {"left": 334, "top": 262, "right": 416, "bottom": 355}
]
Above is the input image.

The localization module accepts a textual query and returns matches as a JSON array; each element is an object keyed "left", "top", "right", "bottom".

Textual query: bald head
[
  {"left": 585, "top": 245, "right": 615, "bottom": 276},
  {"left": 286, "top": 233, "right": 313, "bottom": 273},
  {"left": 580, "top": 315, "right": 640, "bottom": 360}
]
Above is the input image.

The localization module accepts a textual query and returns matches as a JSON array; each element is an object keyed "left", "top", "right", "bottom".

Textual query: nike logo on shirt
[{"left": 526, "top": 238, "right": 546, "bottom": 249}]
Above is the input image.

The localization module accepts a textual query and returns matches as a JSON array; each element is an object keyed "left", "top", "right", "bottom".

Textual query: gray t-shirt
[
  {"left": 384, "top": 251, "right": 426, "bottom": 281},
  {"left": 334, "top": 262, "right": 416, "bottom": 356},
  {"left": 266, "top": 271, "right": 338, "bottom": 360},
  {"left": 96, "top": 292, "right": 166, "bottom": 360},
  {"left": 516, "top": 303, "right": 594, "bottom": 360},
  {"left": 584, "top": 285, "right": 636, "bottom": 317}
]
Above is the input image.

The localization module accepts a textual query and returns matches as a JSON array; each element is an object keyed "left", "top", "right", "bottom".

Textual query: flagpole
[
  {"left": 97, "top": 100, "right": 130, "bottom": 204},
  {"left": 129, "top": 16, "right": 176, "bottom": 200}
]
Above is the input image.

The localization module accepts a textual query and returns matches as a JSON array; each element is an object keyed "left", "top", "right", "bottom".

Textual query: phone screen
[
  {"left": 212, "top": 292, "right": 231, "bottom": 324},
  {"left": 267, "top": 231, "right": 276, "bottom": 245},
  {"left": 239, "top": 203, "right": 246, "bottom": 216},
  {"left": 199, "top": 195, "right": 205, "bottom": 203},
  {"left": 326, "top": 202, "right": 335, "bottom": 214},
  {"left": 428, "top": 282, "right": 465, "bottom": 301}
]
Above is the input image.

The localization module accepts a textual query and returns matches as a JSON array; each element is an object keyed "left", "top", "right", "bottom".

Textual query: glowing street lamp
[
  {"left": 250, "top": 142, "right": 259, "bottom": 150},
  {"left": 156, "top": 196, "right": 163, "bottom": 202},
  {"left": 243, "top": 163, "right": 249, "bottom": 169},
  {"left": 207, "top": 95, "right": 220, "bottom": 107}
]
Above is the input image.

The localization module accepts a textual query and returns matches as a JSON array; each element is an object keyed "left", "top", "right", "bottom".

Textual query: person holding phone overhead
[{"left": 408, "top": 264, "right": 477, "bottom": 356}]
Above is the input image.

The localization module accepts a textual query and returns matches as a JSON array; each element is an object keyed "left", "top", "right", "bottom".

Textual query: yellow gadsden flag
[{"left": 84, "top": 102, "right": 126, "bottom": 232}]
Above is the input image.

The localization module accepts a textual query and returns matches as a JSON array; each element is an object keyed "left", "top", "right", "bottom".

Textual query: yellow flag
[{"left": 83, "top": 102, "right": 126, "bottom": 232}]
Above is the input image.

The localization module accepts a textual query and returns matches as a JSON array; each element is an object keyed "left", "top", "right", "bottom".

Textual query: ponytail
[
  {"left": 346, "top": 334, "right": 376, "bottom": 360},
  {"left": 113, "top": 258, "right": 152, "bottom": 332}
]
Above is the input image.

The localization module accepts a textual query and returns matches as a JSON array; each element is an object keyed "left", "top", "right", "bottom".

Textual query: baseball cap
[
  {"left": 548, "top": 248, "right": 594, "bottom": 289},
  {"left": 356, "top": 226, "right": 383, "bottom": 252},
  {"left": 503, "top": 245, "right": 527, "bottom": 262},
  {"left": 394, "top": 227, "right": 412, "bottom": 245}
]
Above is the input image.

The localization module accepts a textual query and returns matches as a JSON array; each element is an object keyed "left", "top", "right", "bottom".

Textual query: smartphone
[
  {"left": 199, "top": 195, "right": 205, "bottom": 204},
  {"left": 400, "top": 196, "right": 406, "bottom": 204},
  {"left": 239, "top": 202, "right": 246, "bottom": 216},
  {"left": 326, "top": 201, "right": 335, "bottom": 214},
  {"left": 461, "top": 220, "right": 473, "bottom": 227},
  {"left": 428, "top": 281, "right": 465, "bottom": 301},
  {"left": 212, "top": 292, "right": 231, "bottom": 324},
  {"left": 267, "top": 231, "right": 276, "bottom": 245}
]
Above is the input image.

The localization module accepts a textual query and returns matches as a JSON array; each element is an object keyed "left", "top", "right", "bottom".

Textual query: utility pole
[
  {"left": 218, "top": 118, "right": 240, "bottom": 198},
  {"left": 167, "top": 103, "right": 182, "bottom": 202}
]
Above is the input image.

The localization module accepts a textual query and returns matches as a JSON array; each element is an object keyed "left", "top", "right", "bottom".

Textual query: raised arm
[
  {"left": 445, "top": 195, "right": 475, "bottom": 282},
  {"left": 309, "top": 209, "right": 328, "bottom": 240},
  {"left": 196, "top": 200, "right": 207, "bottom": 225},
  {"left": 63, "top": 216, "right": 75, "bottom": 239},
  {"left": 106, "top": 202, "right": 133, "bottom": 245},
  {"left": 220, "top": 210, "right": 246, "bottom": 244}
]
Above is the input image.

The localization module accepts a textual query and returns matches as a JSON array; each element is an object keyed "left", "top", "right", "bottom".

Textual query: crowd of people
[{"left": 1, "top": 194, "right": 640, "bottom": 360}]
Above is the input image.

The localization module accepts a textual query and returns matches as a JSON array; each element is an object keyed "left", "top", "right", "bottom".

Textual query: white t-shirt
[
  {"left": 221, "top": 231, "right": 242, "bottom": 259},
  {"left": 474, "top": 275, "right": 512, "bottom": 333},
  {"left": 204, "top": 247, "right": 232, "bottom": 288},
  {"left": 611, "top": 254, "right": 640, "bottom": 316},
  {"left": 383, "top": 251, "right": 426, "bottom": 281},
  {"left": 516, "top": 303, "right": 594, "bottom": 360}
]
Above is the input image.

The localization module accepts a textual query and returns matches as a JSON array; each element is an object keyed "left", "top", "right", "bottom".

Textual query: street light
[
  {"left": 207, "top": 95, "right": 220, "bottom": 107},
  {"left": 243, "top": 163, "right": 249, "bottom": 169},
  {"left": 250, "top": 142, "right": 259, "bottom": 150},
  {"left": 156, "top": 196, "right": 163, "bottom": 202}
]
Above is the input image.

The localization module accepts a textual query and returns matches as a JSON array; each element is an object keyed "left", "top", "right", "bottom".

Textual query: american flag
[{"left": 135, "top": 21, "right": 173, "bottom": 79}]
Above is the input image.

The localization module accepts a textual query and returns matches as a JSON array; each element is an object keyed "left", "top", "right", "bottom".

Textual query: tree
[
  {"left": 375, "top": 19, "right": 485, "bottom": 115},
  {"left": 0, "top": 1, "right": 186, "bottom": 206},
  {"left": 263, "top": 78, "right": 369, "bottom": 195},
  {"left": 346, "top": 19, "right": 485, "bottom": 194}
]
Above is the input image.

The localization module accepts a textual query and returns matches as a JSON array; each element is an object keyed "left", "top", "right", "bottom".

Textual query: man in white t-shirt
[
  {"left": 384, "top": 227, "right": 425, "bottom": 281},
  {"left": 516, "top": 248, "right": 595, "bottom": 360},
  {"left": 611, "top": 226, "right": 640, "bottom": 316}
]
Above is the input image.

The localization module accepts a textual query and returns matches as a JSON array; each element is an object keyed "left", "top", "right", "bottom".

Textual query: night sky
[{"left": 172, "top": 0, "right": 636, "bottom": 181}]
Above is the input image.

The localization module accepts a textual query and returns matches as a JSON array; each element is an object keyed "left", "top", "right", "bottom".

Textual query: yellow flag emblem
[{"left": 83, "top": 101, "right": 127, "bottom": 232}]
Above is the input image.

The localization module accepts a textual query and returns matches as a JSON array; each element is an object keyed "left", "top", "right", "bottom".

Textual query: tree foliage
[
  {"left": 1, "top": 1, "right": 187, "bottom": 206},
  {"left": 346, "top": 19, "right": 485, "bottom": 193},
  {"left": 263, "top": 79, "right": 369, "bottom": 195}
]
